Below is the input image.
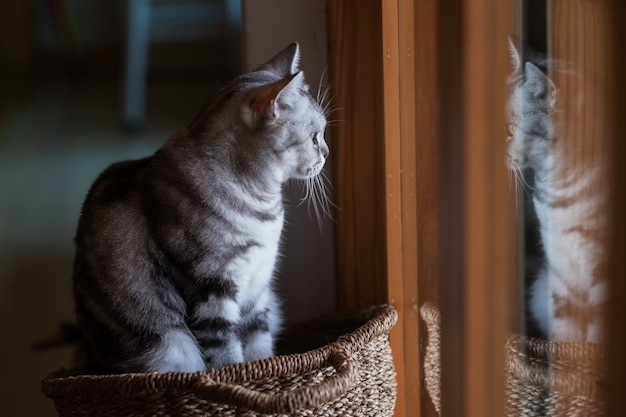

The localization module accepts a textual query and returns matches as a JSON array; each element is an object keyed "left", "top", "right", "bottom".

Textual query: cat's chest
[
  {"left": 202, "top": 203, "right": 284, "bottom": 297},
  {"left": 218, "top": 217, "right": 282, "bottom": 304},
  {"left": 217, "top": 204, "right": 285, "bottom": 246}
]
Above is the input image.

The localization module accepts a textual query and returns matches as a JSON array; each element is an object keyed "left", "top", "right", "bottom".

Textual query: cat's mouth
[
  {"left": 295, "top": 158, "right": 326, "bottom": 179},
  {"left": 505, "top": 154, "right": 517, "bottom": 170},
  {"left": 306, "top": 160, "right": 326, "bottom": 178}
]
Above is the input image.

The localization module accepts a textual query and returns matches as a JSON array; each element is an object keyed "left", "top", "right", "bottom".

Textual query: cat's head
[
  {"left": 196, "top": 43, "right": 329, "bottom": 185},
  {"left": 245, "top": 43, "right": 329, "bottom": 182},
  {"left": 506, "top": 39, "right": 556, "bottom": 176}
]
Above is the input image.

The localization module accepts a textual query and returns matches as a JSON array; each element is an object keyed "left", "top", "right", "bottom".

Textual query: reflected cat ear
[
  {"left": 245, "top": 72, "right": 304, "bottom": 126},
  {"left": 508, "top": 36, "right": 521, "bottom": 72},
  {"left": 525, "top": 62, "right": 557, "bottom": 106},
  {"left": 255, "top": 42, "right": 301, "bottom": 77}
]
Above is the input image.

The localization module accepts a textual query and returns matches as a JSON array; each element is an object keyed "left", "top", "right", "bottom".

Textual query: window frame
[{"left": 329, "top": 0, "right": 625, "bottom": 416}]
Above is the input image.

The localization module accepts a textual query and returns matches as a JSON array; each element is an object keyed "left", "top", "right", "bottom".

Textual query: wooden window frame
[{"left": 329, "top": 0, "right": 625, "bottom": 416}]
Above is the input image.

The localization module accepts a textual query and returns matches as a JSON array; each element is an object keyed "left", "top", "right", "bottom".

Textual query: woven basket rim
[
  {"left": 506, "top": 333, "right": 606, "bottom": 364},
  {"left": 42, "top": 304, "right": 397, "bottom": 402},
  {"left": 420, "top": 302, "right": 607, "bottom": 415},
  {"left": 505, "top": 333, "right": 607, "bottom": 398}
]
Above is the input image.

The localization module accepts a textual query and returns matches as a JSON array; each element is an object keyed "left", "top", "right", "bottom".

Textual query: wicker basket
[
  {"left": 505, "top": 334, "right": 606, "bottom": 416},
  {"left": 420, "top": 302, "right": 441, "bottom": 415},
  {"left": 419, "top": 302, "right": 607, "bottom": 416},
  {"left": 42, "top": 305, "right": 397, "bottom": 417}
]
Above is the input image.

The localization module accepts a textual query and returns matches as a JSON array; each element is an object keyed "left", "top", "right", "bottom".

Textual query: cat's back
[
  {"left": 74, "top": 158, "right": 151, "bottom": 264},
  {"left": 86, "top": 157, "right": 149, "bottom": 200}
]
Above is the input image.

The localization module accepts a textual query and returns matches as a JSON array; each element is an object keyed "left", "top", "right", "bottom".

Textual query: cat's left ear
[
  {"left": 244, "top": 72, "right": 304, "bottom": 127},
  {"left": 255, "top": 42, "right": 300, "bottom": 77}
]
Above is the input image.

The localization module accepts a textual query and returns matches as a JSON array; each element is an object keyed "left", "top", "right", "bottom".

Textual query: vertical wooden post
[
  {"left": 462, "top": 3, "right": 519, "bottom": 416},
  {"left": 379, "top": 0, "right": 406, "bottom": 415},
  {"left": 328, "top": 0, "right": 387, "bottom": 311},
  {"left": 329, "top": 1, "right": 425, "bottom": 415},
  {"left": 413, "top": 0, "right": 442, "bottom": 415},
  {"left": 607, "top": 2, "right": 626, "bottom": 417},
  {"left": 436, "top": 0, "right": 465, "bottom": 413},
  {"left": 439, "top": 0, "right": 518, "bottom": 416}
]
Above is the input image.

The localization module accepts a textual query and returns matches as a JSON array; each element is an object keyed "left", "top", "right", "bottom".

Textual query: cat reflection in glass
[{"left": 507, "top": 40, "right": 608, "bottom": 343}]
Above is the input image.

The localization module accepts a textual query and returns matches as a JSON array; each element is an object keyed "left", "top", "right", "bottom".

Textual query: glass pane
[{"left": 506, "top": 0, "right": 612, "bottom": 414}]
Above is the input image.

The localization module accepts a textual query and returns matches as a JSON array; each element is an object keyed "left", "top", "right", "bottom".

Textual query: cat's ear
[
  {"left": 525, "top": 62, "right": 557, "bottom": 106},
  {"left": 255, "top": 42, "right": 300, "bottom": 77},
  {"left": 244, "top": 72, "right": 304, "bottom": 127},
  {"left": 508, "top": 36, "right": 522, "bottom": 72}
]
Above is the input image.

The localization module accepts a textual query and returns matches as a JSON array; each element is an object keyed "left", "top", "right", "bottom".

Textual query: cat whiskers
[
  {"left": 507, "top": 159, "right": 533, "bottom": 207},
  {"left": 315, "top": 69, "right": 342, "bottom": 126},
  {"left": 303, "top": 69, "right": 338, "bottom": 230},
  {"left": 316, "top": 67, "right": 328, "bottom": 106},
  {"left": 298, "top": 171, "right": 336, "bottom": 230}
]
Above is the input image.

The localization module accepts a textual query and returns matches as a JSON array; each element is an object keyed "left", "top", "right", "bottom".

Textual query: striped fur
[
  {"left": 506, "top": 40, "right": 608, "bottom": 342},
  {"left": 72, "top": 43, "right": 330, "bottom": 373}
]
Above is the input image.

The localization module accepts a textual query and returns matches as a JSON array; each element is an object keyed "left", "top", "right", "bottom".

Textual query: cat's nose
[{"left": 320, "top": 142, "right": 329, "bottom": 158}]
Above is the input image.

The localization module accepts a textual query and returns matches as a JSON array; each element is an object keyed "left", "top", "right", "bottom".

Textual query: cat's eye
[{"left": 312, "top": 133, "right": 319, "bottom": 146}]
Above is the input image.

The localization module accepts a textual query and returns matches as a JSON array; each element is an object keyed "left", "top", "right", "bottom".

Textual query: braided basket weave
[
  {"left": 42, "top": 305, "right": 397, "bottom": 417},
  {"left": 419, "top": 302, "right": 606, "bottom": 416},
  {"left": 505, "top": 334, "right": 606, "bottom": 416}
]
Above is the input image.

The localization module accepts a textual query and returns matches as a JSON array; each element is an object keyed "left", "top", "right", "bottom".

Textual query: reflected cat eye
[{"left": 507, "top": 124, "right": 517, "bottom": 135}]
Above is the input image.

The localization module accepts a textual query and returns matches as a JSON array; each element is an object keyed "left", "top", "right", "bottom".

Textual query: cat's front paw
[
  {"left": 205, "top": 341, "right": 245, "bottom": 369},
  {"left": 243, "top": 331, "right": 274, "bottom": 362}
]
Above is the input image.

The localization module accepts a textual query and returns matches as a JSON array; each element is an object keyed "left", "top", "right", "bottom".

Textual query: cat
[
  {"left": 506, "top": 40, "right": 608, "bottom": 343},
  {"left": 72, "top": 42, "right": 330, "bottom": 373}
]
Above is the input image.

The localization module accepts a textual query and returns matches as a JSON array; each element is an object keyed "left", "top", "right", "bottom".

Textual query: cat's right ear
[
  {"left": 255, "top": 42, "right": 300, "bottom": 77},
  {"left": 525, "top": 62, "right": 556, "bottom": 106},
  {"left": 243, "top": 72, "right": 304, "bottom": 128}
]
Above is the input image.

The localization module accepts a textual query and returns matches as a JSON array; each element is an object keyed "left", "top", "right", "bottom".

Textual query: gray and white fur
[
  {"left": 506, "top": 40, "right": 608, "bottom": 342},
  {"left": 72, "top": 43, "right": 330, "bottom": 373}
]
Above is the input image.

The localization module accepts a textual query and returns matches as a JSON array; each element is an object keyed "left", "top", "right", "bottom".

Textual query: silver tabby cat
[
  {"left": 506, "top": 40, "right": 608, "bottom": 342},
  {"left": 73, "top": 43, "right": 329, "bottom": 373}
]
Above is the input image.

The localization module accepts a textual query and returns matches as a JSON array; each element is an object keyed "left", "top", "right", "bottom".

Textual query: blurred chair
[{"left": 123, "top": 0, "right": 241, "bottom": 131}]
